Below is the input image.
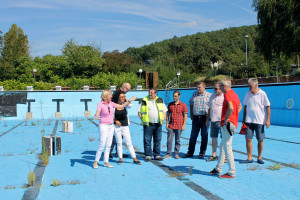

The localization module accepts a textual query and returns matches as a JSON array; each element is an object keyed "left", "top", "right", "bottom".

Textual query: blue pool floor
[{"left": 0, "top": 117, "right": 300, "bottom": 200}]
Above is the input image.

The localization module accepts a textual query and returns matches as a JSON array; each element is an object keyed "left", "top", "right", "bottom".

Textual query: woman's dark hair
[{"left": 118, "top": 91, "right": 126, "bottom": 100}]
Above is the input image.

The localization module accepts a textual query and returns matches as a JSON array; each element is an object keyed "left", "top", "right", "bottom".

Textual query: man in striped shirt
[{"left": 183, "top": 82, "right": 211, "bottom": 159}]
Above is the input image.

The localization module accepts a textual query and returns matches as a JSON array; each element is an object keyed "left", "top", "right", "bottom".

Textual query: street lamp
[
  {"left": 177, "top": 71, "right": 180, "bottom": 88},
  {"left": 213, "top": 62, "right": 218, "bottom": 76},
  {"left": 244, "top": 35, "right": 249, "bottom": 77},
  {"left": 33, "top": 69, "right": 37, "bottom": 85},
  {"left": 139, "top": 69, "right": 143, "bottom": 80}
]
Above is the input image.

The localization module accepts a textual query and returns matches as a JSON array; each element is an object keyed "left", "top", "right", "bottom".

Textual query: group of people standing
[{"left": 93, "top": 78, "right": 271, "bottom": 179}]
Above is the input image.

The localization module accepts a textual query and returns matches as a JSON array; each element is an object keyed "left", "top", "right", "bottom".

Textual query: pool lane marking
[
  {"left": 89, "top": 119, "right": 223, "bottom": 200},
  {"left": 51, "top": 120, "right": 59, "bottom": 136},
  {"left": 22, "top": 120, "right": 59, "bottom": 200},
  {"left": 135, "top": 151, "right": 223, "bottom": 200},
  {"left": 130, "top": 121, "right": 300, "bottom": 170},
  {"left": 0, "top": 121, "right": 25, "bottom": 138}
]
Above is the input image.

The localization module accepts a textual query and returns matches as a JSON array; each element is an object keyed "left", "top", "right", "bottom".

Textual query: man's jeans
[
  {"left": 187, "top": 115, "right": 208, "bottom": 156},
  {"left": 143, "top": 123, "right": 162, "bottom": 157},
  {"left": 215, "top": 122, "right": 236, "bottom": 176}
]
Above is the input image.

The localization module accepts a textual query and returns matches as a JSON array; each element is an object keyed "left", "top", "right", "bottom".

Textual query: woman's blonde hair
[{"left": 101, "top": 90, "right": 111, "bottom": 100}]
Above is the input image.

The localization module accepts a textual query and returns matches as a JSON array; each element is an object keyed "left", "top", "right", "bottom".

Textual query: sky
[{"left": 0, "top": 0, "right": 257, "bottom": 57}]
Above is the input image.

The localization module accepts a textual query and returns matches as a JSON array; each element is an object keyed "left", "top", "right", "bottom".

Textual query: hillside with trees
[{"left": 1, "top": 0, "right": 299, "bottom": 91}]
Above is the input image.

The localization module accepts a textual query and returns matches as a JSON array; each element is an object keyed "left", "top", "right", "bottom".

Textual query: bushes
[{"left": 0, "top": 72, "right": 142, "bottom": 90}]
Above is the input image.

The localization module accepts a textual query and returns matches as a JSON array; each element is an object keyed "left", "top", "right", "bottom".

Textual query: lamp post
[
  {"left": 213, "top": 62, "right": 218, "bottom": 76},
  {"left": 177, "top": 71, "right": 180, "bottom": 88},
  {"left": 33, "top": 69, "right": 37, "bottom": 85},
  {"left": 139, "top": 69, "right": 143, "bottom": 80},
  {"left": 244, "top": 35, "right": 249, "bottom": 77}
]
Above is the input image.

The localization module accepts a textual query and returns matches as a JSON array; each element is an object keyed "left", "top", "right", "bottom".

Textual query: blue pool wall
[{"left": 1, "top": 82, "right": 300, "bottom": 127}]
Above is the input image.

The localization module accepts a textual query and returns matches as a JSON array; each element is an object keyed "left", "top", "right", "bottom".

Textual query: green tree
[
  {"left": 62, "top": 39, "right": 105, "bottom": 78},
  {"left": 253, "top": 0, "right": 300, "bottom": 59},
  {"left": 0, "top": 24, "right": 29, "bottom": 80},
  {"left": 103, "top": 50, "right": 134, "bottom": 73}
]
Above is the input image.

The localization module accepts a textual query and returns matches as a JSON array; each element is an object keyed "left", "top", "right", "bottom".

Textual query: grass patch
[
  {"left": 169, "top": 170, "right": 186, "bottom": 177},
  {"left": 283, "top": 162, "right": 299, "bottom": 168},
  {"left": 247, "top": 164, "right": 262, "bottom": 171},
  {"left": 267, "top": 163, "right": 283, "bottom": 170},
  {"left": 51, "top": 179, "right": 63, "bottom": 187},
  {"left": 4, "top": 185, "right": 16, "bottom": 189},
  {"left": 40, "top": 129, "right": 49, "bottom": 166},
  {"left": 67, "top": 179, "right": 81, "bottom": 185},
  {"left": 27, "top": 170, "right": 36, "bottom": 187}
]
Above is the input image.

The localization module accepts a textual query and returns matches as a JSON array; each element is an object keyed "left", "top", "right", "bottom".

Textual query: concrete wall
[{"left": 1, "top": 82, "right": 299, "bottom": 127}]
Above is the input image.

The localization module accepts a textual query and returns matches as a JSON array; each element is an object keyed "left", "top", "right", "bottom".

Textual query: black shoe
[
  {"left": 133, "top": 160, "right": 142, "bottom": 165},
  {"left": 182, "top": 154, "right": 193, "bottom": 158},
  {"left": 198, "top": 154, "right": 205, "bottom": 159},
  {"left": 209, "top": 168, "right": 220, "bottom": 175},
  {"left": 109, "top": 154, "right": 113, "bottom": 159},
  {"left": 115, "top": 153, "right": 119, "bottom": 158}
]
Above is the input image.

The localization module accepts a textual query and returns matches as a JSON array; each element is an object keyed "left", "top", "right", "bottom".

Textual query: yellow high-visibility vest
[{"left": 140, "top": 96, "right": 164, "bottom": 126}]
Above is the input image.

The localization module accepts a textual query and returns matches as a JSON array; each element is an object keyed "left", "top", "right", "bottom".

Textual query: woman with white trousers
[
  {"left": 114, "top": 91, "right": 141, "bottom": 165},
  {"left": 93, "top": 90, "right": 137, "bottom": 169}
]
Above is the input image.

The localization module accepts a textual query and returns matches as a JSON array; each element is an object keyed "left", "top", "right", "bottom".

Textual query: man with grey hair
[
  {"left": 210, "top": 78, "right": 242, "bottom": 179},
  {"left": 240, "top": 78, "right": 271, "bottom": 164}
]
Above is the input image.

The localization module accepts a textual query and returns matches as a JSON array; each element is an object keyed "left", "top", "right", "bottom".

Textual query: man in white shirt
[
  {"left": 138, "top": 88, "right": 168, "bottom": 161},
  {"left": 240, "top": 78, "right": 271, "bottom": 164},
  {"left": 205, "top": 82, "right": 224, "bottom": 161}
]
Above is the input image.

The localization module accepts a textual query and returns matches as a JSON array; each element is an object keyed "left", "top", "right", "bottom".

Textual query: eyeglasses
[
  {"left": 173, "top": 95, "right": 179, "bottom": 97},
  {"left": 214, "top": 88, "right": 220, "bottom": 90}
]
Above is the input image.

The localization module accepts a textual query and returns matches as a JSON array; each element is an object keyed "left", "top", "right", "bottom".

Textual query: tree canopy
[{"left": 253, "top": 0, "right": 300, "bottom": 60}]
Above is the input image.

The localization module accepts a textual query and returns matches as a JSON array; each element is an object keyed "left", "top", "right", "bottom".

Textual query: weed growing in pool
[
  {"left": 267, "top": 163, "right": 283, "bottom": 170},
  {"left": 4, "top": 185, "right": 16, "bottom": 189},
  {"left": 283, "top": 163, "right": 299, "bottom": 168},
  {"left": 247, "top": 164, "right": 262, "bottom": 171},
  {"left": 169, "top": 170, "right": 186, "bottom": 177},
  {"left": 88, "top": 136, "right": 95, "bottom": 141},
  {"left": 31, "top": 121, "right": 36, "bottom": 126},
  {"left": 51, "top": 179, "right": 63, "bottom": 187},
  {"left": 40, "top": 128, "right": 49, "bottom": 166},
  {"left": 77, "top": 121, "right": 82, "bottom": 128},
  {"left": 67, "top": 179, "right": 81, "bottom": 185},
  {"left": 27, "top": 170, "right": 36, "bottom": 187}
]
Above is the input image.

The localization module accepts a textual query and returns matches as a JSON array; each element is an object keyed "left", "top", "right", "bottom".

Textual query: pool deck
[{"left": 0, "top": 117, "right": 300, "bottom": 200}]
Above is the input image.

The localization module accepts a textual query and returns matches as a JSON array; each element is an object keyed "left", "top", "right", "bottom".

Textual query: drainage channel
[
  {"left": 0, "top": 121, "right": 25, "bottom": 138},
  {"left": 89, "top": 119, "right": 223, "bottom": 200},
  {"left": 22, "top": 120, "right": 59, "bottom": 200}
]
